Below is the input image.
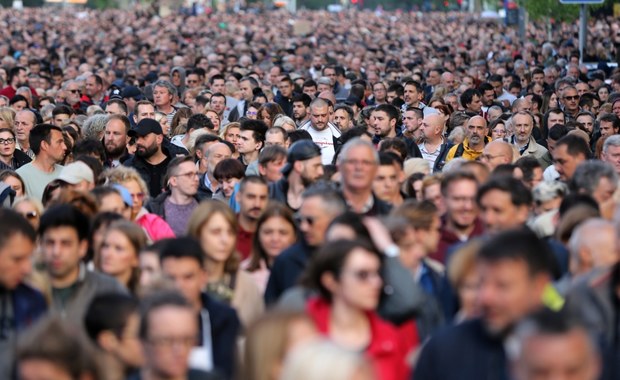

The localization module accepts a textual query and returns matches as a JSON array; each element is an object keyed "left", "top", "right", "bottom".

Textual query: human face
[
  {"left": 310, "top": 105, "right": 329, "bottom": 131},
  {"left": 104, "top": 119, "right": 129, "bottom": 157},
  {"left": 331, "top": 248, "right": 382, "bottom": 311},
  {"left": 598, "top": 87, "right": 609, "bottom": 102},
  {"left": 85, "top": 76, "right": 102, "bottom": 97},
  {"left": 599, "top": 121, "right": 615, "bottom": 138},
  {"left": 2, "top": 175, "right": 23, "bottom": 197},
  {"left": 105, "top": 102, "right": 125, "bottom": 116},
  {"left": 403, "top": 110, "right": 421, "bottom": 133},
  {"left": 143, "top": 306, "right": 197, "bottom": 379},
  {"left": 135, "top": 104, "right": 156, "bottom": 122},
  {"left": 575, "top": 82, "right": 590, "bottom": 97},
  {"left": 479, "top": 189, "right": 529, "bottom": 235},
  {"left": 19, "top": 360, "right": 73, "bottom": 380},
  {"left": 162, "top": 257, "right": 207, "bottom": 307},
  {"left": 246, "top": 106, "right": 258, "bottom": 119},
  {"left": 237, "top": 182, "right": 268, "bottom": 221},
  {"left": 100, "top": 229, "right": 138, "bottom": 280},
  {"left": 480, "top": 145, "right": 509, "bottom": 172},
  {"left": 292, "top": 101, "right": 307, "bottom": 121},
  {"left": 260, "top": 157, "right": 286, "bottom": 182},
  {"left": 211, "top": 78, "right": 225, "bottom": 93},
  {"left": 224, "top": 126, "right": 240, "bottom": 145},
  {"left": 467, "top": 95, "right": 483, "bottom": 113},
  {"left": 239, "top": 80, "right": 254, "bottom": 101},
  {"left": 513, "top": 113, "right": 534, "bottom": 146},
  {"left": 372, "top": 164, "right": 399, "bottom": 203},
  {"left": 444, "top": 179, "right": 478, "bottom": 229},
  {"left": 153, "top": 86, "right": 173, "bottom": 108},
  {"left": 186, "top": 74, "right": 200, "bottom": 88},
  {"left": 481, "top": 90, "right": 495, "bottom": 107},
  {"left": 323, "top": 68, "right": 336, "bottom": 85},
  {"left": 576, "top": 115, "right": 594, "bottom": 135},
  {"left": 403, "top": 84, "right": 420, "bottom": 106},
  {"left": 14, "top": 111, "right": 35, "bottom": 144},
  {"left": 53, "top": 113, "right": 70, "bottom": 127},
  {"left": 41, "top": 226, "right": 87, "bottom": 286},
  {"left": 265, "top": 131, "right": 286, "bottom": 147},
  {"left": 297, "top": 196, "right": 333, "bottom": 247},
  {"left": 614, "top": 102, "right": 620, "bottom": 118},
  {"left": 278, "top": 81, "right": 293, "bottom": 98},
  {"left": 562, "top": 88, "right": 579, "bottom": 113},
  {"left": 0, "top": 130, "right": 16, "bottom": 157},
  {"left": 491, "top": 123, "right": 506, "bottom": 140},
  {"left": 209, "top": 96, "right": 226, "bottom": 114},
  {"left": 10, "top": 100, "right": 26, "bottom": 112},
  {"left": 98, "top": 193, "right": 130, "bottom": 219},
  {"left": 237, "top": 129, "right": 260, "bottom": 155},
  {"left": 206, "top": 111, "right": 220, "bottom": 131},
  {"left": 591, "top": 177, "right": 617, "bottom": 205},
  {"left": 386, "top": 91, "right": 398, "bottom": 104},
  {"left": 199, "top": 212, "right": 236, "bottom": 263},
  {"left": 478, "top": 259, "right": 547, "bottom": 335},
  {"left": 45, "top": 129, "right": 68, "bottom": 163},
  {"left": 602, "top": 145, "right": 620, "bottom": 175},
  {"left": 122, "top": 180, "right": 146, "bottom": 216},
  {"left": 0, "top": 233, "right": 33, "bottom": 289},
  {"left": 206, "top": 143, "right": 232, "bottom": 175},
  {"left": 135, "top": 133, "right": 160, "bottom": 159},
  {"left": 465, "top": 117, "right": 487, "bottom": 146},
  {"left": 339, "top": 145, "right": 378, "bottom": 192},
  {"left": 221, "top": 178, "right": 240, "bottom": 198},
  {"left": 333, "top": 109, "right": 351, "bottom": 131},
  {"left": 299, "top": 156, "right": 324, "bottom": 185},
  {"left": 139, "top": 251, "right": 161, "bottom": 288},
  {"left": 170, "top": 161, "right": 199, "bottom": 197},
  {"left": 372, "top": 83, "right": 386, "bottom": 102},
  {"left": 371, "top": 110, "right": 395, "bottom": 138},
  {"left": 553, "top": 144, "right": 584, "bottom": 181},
  {"left": 513, "top": 329, "right": 601, "bottom": 380},
  {"left": 258, "top": 216, "right": 296, "bottom": 260}
]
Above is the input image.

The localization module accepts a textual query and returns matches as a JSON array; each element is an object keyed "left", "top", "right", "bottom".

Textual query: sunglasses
[
  {"left": 69, "top": 89, "right": 80, "bottom": 94},
  {"left": 295, "top": 214, "right": 316, "bottom": 226},
  {"left": 22, "top": 211, "right": 38, "bottom": 220},
  {"left": 563, "top": 95, "right": 579, "bottom": 101}
]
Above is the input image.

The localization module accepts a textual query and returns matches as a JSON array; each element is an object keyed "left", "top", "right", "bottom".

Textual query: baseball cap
[
  {"left": 121, "top": 86, "right": 145, "bottom": 101},
  {"left": 58, "top": 161, "right": 94, "bottom": 185},
  {"left": 112, "top": 184, "right": 133, "bottom": 207},
  {"left": 281, "top": 140, "right": 322, "bottom": 176},
  {"left": 128, "top": 118, "right": 163, "bottom": 138}
]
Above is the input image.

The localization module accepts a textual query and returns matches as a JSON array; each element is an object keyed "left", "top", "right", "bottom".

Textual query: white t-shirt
[{"left": 300, "top": 122, "right": 342, "bottom": 165}]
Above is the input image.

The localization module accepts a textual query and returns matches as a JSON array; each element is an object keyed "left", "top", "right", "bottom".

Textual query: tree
[{"left": 521, "top": 0, "right": 579, "bottom": 22}]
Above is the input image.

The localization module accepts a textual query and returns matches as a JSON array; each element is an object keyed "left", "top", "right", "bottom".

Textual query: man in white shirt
[{"left": 300, "top": 97, "right": 341, "bottom": 165}]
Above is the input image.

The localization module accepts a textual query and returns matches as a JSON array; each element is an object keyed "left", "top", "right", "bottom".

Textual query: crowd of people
[{"left": 1, "top": 4, "right": 620, "bottom": 380}]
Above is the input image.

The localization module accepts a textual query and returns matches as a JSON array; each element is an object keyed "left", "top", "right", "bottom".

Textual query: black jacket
[
  {"left": 123, "top": 147, "right": 173, "bottom": 197},
  {"left": 264, "top": 241, "right": 314, "bottom": 305},
  {"left": 200, "top": 293, "right": 241, "bottom": 380},
  {"left": 338, "top": 191, "right": 392, "bottom": 217},
  {"left": 433, "top": 142, "right": 454, "bottom": 173},
  {"left": 268, "top": 177, "right": 292, "bottom": 208},
  {"left": 197, "top": 173, "right": 214, "bottom": 201},
  {"left": 0, "top": 148, "right": 31, "bottom": 171},
  {"left": 413, "top": 318, "right": 509, "bottom": 380},
  {"left": 274, "top": 92, "right": 294, "bottom": 118}
]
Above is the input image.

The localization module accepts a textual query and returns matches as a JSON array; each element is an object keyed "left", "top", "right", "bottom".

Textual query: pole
[{"left": 579, "top": 4, "right": 586, "bottom": 64}]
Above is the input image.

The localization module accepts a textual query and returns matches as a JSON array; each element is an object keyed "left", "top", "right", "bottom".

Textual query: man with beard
[
  {"left": 269, "top": 140, "right": 324, "bottom": 210},
  {"left": 103, "top": 114, "right": 131, "bottom": 168},
  {"left": 292, "top": 93, "right": 311, "bottom": 126},
  {"left": 0, "top": 66, "right": 31, "bottom": 100},
  {"left": 299, "top": 97, "right": 342, "bottom": 165},
  {"left": 446, "top": 116, "right": 490, "bottom": 162},
  {"left": 124, "top": 118, "right": 172, "bottom": 197},
  {"left": 510, "top": 111, "right": 549, "bottom": 168},
  {"left": 235, "top": 176, "right": 269, "bottom": 260},
  {"left": 414, "top": 228, "right": 554, "bottom": 380}
]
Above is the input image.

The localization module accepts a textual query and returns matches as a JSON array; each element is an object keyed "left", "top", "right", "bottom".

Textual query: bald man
[
  {"left": 440, "top": 72, "right": 456, "bottom": 91},
  {"left": 446, "top": 115, "right": 490, "bottom": 162},
  {"left": 480, "top": 140, "right": 514, "bottom": 171},
  {"left": 419, "top": 113, "right": 451, "bottom": 172}
]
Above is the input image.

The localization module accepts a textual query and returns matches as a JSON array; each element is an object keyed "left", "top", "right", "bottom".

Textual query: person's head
[
  {"left": 85, "top": 74, "right": 104, "bottom": 98},
  {"left": 105, "top": 99, "right": 128, "bottom": 116},
  {"left": 303, "top": 239, "right": 383, "bottom": 310},
  {"left": 553, "top": 134, "right": 590, "bottom": 181},
  {"left": 204, "top": 141, "right": 232, "bottom": 177},
  {"left": 159, "top": 237, "right": 208, "bottom": 307},
  {"left": 403, "top": 105, "right": 424, "bottom": 135},
  {"left": 571, "top": 160, "right": 618, "bottom": 206},
  {"left": 281, "top": 139, "right": 324, "bottom": 186},
  {"left": 298, "top": 184, "right": 346, "bottom": 247},
  {"left": 441, "top": 171, "right": 479, "bottom": 230},
  {"left": 477, "top": 176, "right": 532, "bottom": 234},
  {"left": 237, "top": 119, "right": 268, "bottom": 157},
  {"left": 236, "top": 175, "right": 269, "bottom": 222},
  {"left": 84, "top": 293, "right": 143, "bottom": 370},
  {"left": 104, "top": 114, "right": 130, "bottom": 158},
  {"left": 101, "top": 166, "right": 150, "bottom": 218},
  {"left": 561, "top": 85, "right": 580, "bottom": 113},
  {"left": 187, "top": 200, "right": 239, "bottom": 273},
  {"left": 240, "top": 76, "right": 259, "bottom": 102},
  {"left": 99, "top": 220, "right": 146, "bottom": 291},
  {"left": 477, "top": 228, "right": 554, "bottom": 336},
  {"left": 515, "top": 156, "right": 543, "bottom": 189},
  {"left": 309, "top": 97, "right": 330, "bottom": 131},
  {"left": 186, "top": 113, "right": 214, "bottom": 134},
  {"left": 371, "top": 104, "right": 400, "bottom": 138},
  {"left": 512, "top": 111, "right": 535, "bottom": 146},
  {"left": 38, "top": 204, "right": 90, "bottom": 285},
  {"left": 464, "top": 115, "right": 487, "bottom": 147},
  {"left": 481, "top": 140, "right": 513, "bottom": 171},
  {"left": 244, "top": 311, "right": 318, "bottom": 380},
  {"left": 333, "top": 104, "right": 354, "bottom": 132},
  {"left": 0, "top": 208, "right": 36, "bottom": 289},
  {"left": 278, "top": 76, "right": 294, "bottom": 98},
  {"left": 598, "top": 113, "right": 620, "bottom": 138},
  {"left": 265, "top": 126, "right": 288, "bottom": 149},
  {"left": 576, "top": 111, "right": 595, "bottom": 135},
  {"left": 447, "top": 239, "right": 481, "bottom": 320},
  {"left": 213, "top": 158, "right": 245, "bottom": 198},
  {"left": 568, "top": 218, "right": 618, "bottom": 276},
  {"left": 292, "top": 93, "right": 312, "bottom": 122},
  {"left": 372, "top": 152, "right": 402, "bottom": 204},
  {"left": 248, "top": 202, "right": 297, "bottom": 271},
  {"left": 139, "top": 290, "right": 197, "bottom": 379},
  {"left": 461, "top": 88, "right": 483, "bottom": 113},
  {"left": 602, "top": 134, "right": 620, "bottom": 175},
  {"left": 133, "top": 100, "right": 156, "bottom": 123},
  {"left": 403, "top": 80, "right": 423, "bottom": 106},
  {"left": 0, "top": 169, "right": 25, "bottom": 198},
  {"left": 165, "top": 155, "right": 199, "bottom": 198},
  {"left": 128, "top": 118, "right": 164, "bottom": 160},
  {"left": 419, "top": 113, "right": 445, "bottom": 141},
  {"left": 258, "top": 145, "right": 287, "bottom": 183},
  {"left": 337, "top": 138, "right": 379, "bottom": 193},
  {"left": 508, "top": 309, "right": 601, "bottom": 380},
  {"left": 152, "top": 80, "right": 176, "bottom": 108},
  {"left": 29, "top": 122, "right": 67, "bottom": 162},
  {"left": 17, "top": 316, "right": 105, "bottom": 380}
]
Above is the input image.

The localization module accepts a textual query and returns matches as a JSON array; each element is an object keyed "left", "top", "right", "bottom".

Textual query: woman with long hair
[{"left": 187, "top": 200, "right": 264, "bottom": 326}]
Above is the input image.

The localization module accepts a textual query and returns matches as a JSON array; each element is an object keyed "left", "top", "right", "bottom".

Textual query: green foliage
[{"left": 520, "top": 0, "right": 580, "bottom": 22}]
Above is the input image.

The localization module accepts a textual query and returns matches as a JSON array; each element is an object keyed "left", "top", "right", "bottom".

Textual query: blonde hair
[
  {"left": 187, "top": 200, "right": 240, "bottom": 273},
  {"left": 447, "top": 239, "right": 481, "bottom": 289},
  {"left": 100, "top": 166, "right": 150, "bottom": 199},
  {"left": 0, "top": 106, "right": 15, "bottom": 128}
]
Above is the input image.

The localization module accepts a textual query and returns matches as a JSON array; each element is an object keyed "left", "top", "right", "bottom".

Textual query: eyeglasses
[
  {"left": 130, "top": 192, "right": 145, "bottom": 201},
  {"left": 345, "top": 269, "right": 381, "bottom": 282},
  {"left": 0, "top": 137, "right": 15, "bottom": 145},
  {"left": 295, "top": 214, "right": 316, "bottom": 226},
  {"left": 563, "top": 95, "right": 579, "bottom": 101},
  {"left": 246, "top": 111, "right": 257, "bottom": 116},
  {"left": 187, "top": 80, "right": 199, "bottom": 84},
  {"left": 21, "top": 211, "right": 38, "bottom": 220},
  {"left": 173, "top": 172, "right": 198, "bottom": 179},
  {"left": 68, "top": 89, "right": 80, "bottom": 94}
]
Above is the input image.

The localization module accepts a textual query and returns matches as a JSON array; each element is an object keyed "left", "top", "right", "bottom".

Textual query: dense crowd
[{"left": 1, "top": 4, "right": 620, "bottom": 380}]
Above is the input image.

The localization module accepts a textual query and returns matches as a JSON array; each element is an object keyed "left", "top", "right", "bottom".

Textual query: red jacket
[{"left": 306, "top": 297, "right": 414, "bottom": 380}]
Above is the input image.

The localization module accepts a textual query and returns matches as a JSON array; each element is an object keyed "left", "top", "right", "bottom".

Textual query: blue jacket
[{"left": 413, "top": 318, "right": 509, "bottom": 380}]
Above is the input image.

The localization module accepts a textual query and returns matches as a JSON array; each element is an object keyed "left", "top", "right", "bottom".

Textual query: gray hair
[
  {"left": 153, "top": 79, "right": 178, "bottom": 97},
  {"left": 572, "top": 160, "right": 618, "bottom": 194},
  {"left": 532, "top": 180, "right": 568, "bottom": 204},
  {"left": 568, "top": 218, "right": 615, "bottom": 264},
  {"left": 302, "top": 182, "right": 346, "bottom": 217},
  {"left": 336, "top": 137, "right": 379, "bottom": 166},
  {"left": 603, "top": 135, "right": 620, "bottom": 153},
  {"left": 81, "top": 114, "right": 109, "bottom": 141}
]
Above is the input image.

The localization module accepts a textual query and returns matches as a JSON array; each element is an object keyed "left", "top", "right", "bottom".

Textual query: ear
[
  {"left": 320, "top": 272, "right": 338, "bottom": 295},
  {"left": 133, "top": 114, "right": 138, "bottom": 124},
  {"left": 78, "top": 239, "right": 89, "bottom": 260},
  {"left": 97, "top": 330, "right": 119, "bottom": 352},
  {"left": 258, "top": 164, "right": 267, "bottom": 177},
  {"left": 195, "top": 149, "right": 203, "bottom": 160},
  {"left": 390, "top": 117, "right": 397, "bottom": 130},
  {"left": 156, "top": 134, "right": 164, "bottom": 145},
  {"left": 294, "top": 160, "right": 303, "bottom": 173}
]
